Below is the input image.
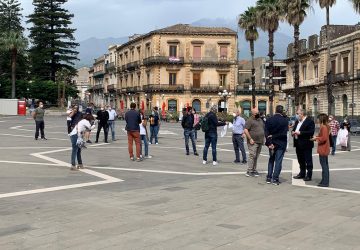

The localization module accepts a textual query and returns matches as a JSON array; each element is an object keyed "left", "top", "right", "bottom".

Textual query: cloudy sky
[{"left": 20, "top": 0, "right": 360, "bottom": 41}]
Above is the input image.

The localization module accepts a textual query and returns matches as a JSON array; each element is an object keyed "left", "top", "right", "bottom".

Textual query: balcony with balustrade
[
  {"left": 143, "top": 84, "right": 185, "bottom": 93},
  {"left": 236, "top": 84, "right": 270, "bottom": 95},
  {"left": 189, "top": 57, "right": 236, "bottom": 66},
  {"left": 143, "top": 56, "right": 184, "bottom": 66},
  {"left": 190, "top": 84, "right": 228, "bottom": 93}
]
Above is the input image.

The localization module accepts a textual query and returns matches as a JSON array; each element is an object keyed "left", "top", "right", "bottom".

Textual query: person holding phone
[{"left": 312, "top": 113, "right": 331, "bottom": 187}]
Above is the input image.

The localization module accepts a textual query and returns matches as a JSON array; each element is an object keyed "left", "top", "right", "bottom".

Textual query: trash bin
[{"left": 18, "top": 100, "right": 26, "bottom": 116}]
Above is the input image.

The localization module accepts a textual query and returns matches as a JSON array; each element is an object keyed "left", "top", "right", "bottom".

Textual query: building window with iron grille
[
  {"left": 168, "top": 99, "right": 177, "bottom": 112},
  {"left": 169, "top": 73, "right": 177, "bottom": 85},
  {"left": 302, "top": 65, "right": 307, "bottom": 80},
  {"left": 219, "top": 74, "right": 227, "bottom": 87},
  {"left": 146, "top": 44, "right": 151, "bottom": 58},
  {"left": 147, "top": 72, "right": 150, "bottom": 85},
  {"left": 169, "top": 45, "right": 177, "bottom": 58},
  {"left": 314, "top": 65, "right": 318, "bottom": 79},
  {"left": 220, "top": 46, "right": 228, "bottom": 60}
]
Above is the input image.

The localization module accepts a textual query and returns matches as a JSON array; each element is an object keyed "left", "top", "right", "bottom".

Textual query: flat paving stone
[{"left": 0, "top": 116, "right": 360, "bottom": 249}]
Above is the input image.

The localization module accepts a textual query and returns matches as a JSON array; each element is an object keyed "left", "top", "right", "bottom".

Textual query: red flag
[
  {"left": 141, "top": 101, "right": 145, "bottom": 110},
  {"left": 120, "top": 101, "right": 124, "bottom": 110}
]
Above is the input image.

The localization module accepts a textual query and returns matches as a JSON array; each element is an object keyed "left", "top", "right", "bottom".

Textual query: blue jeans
[
  {"left": 319, "top": 156, "right": 329, "bottom": 185},
  {"left": 184, "top": 129, "right": 197, "bottom": 153},
  {"left": 70, "top": 134, "right": 82, "bottom": 166},
  {"left": 150, "top": 125, "right": 159, "bottom": 143},
  {"left": 331, "top": 135, "right": 337, "bottom": 155},
  {"left": 267, "top": 147, "right": 285, "bottom": 181},
  {"left": 108, "top": 120, "right": 115, "bottom": 140},
  {"left": 232, "top": 134, "right": 247, "bottom": 162},
  {"left": 203, "top": 132, "right": 217, "bottom": 162},
  {"left": 140, "top": 135, "right": 149, "bottom": 156}
]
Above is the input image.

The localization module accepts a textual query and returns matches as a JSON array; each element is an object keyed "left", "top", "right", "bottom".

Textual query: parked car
[{"left": 349, "top": 119, "right": 360, "bottom": 135}]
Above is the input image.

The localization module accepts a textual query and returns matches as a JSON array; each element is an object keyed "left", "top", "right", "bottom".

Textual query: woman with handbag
[
  {"left": 69, "top": 114, "right": 95, "bottom": 171},
  {"left": 312, "top": 113, "right": 331, "bottom": 187}
]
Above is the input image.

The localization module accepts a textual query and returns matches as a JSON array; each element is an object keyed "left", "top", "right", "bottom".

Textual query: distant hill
[{"left": 76, "top": 18, "right": 292, "bottom": 67}]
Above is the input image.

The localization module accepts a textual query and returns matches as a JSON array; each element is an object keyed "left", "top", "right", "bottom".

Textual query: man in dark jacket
[
  {"left": 95, "top": 104, "right": 109, "bottom": 143},
  {"left": 125, "top": 102, "right": 142, "bottom": 161},
  {"left": 181, "top": 107, "right": 198, "bottom": 156},
  {"left": 265, "top": 105, "right": 289, "bottom": 185},
  {"left": 292, "top": 107, "right": 315, "bottom": 181},
  {"left": 202, "top": 105, "right": 226, "bottom": 166}
]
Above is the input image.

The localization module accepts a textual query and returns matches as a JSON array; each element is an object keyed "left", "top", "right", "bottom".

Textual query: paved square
[{"left": 1, "top": 115, "right": 360, "bottom": 249}]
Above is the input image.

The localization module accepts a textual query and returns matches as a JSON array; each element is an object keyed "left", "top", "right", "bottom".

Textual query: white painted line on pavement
[
  {"left": 0, "top": 133, "right": 68, "bottom": 141},
  {"left": 0, "top": 160, "right": 59, "bottom": 166},
  {"left": 9, "top": 125, "right": 65, "bottom": 134},
  {"left": 0, "top": 147, "right": 68, "bottom": 149},
  {"left": 0, "top": 180, "right": 118, "bottom": 199},
  {"left": 299, "top": 185, "right": 360, "bottom": 195},
  {"left": 88, "top": 166, "right": 293, "bottom": 176}
]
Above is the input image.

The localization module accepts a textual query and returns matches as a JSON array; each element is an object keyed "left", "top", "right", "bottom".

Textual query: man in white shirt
[{"left": 107, "top": 105, "right": 118, "bottom": 141}]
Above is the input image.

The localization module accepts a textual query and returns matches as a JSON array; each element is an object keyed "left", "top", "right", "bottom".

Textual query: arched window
[
  {"left": 168, "top": 99, "right": 177, "bottom": 112},
  {"left": 342, "top": 94, "right": 348, "bottom": 117},
  {"left": 192, "top": 99, "right": 201, "bottom": 113},
  {"left": 241, "top": 101, "right": 251, "bottom": 117},
  {"left": 313, "top": 98, "right": 318, "bottom": 117},
  {"left": 258, "top": 101, "right": 267, "bottom": 115}
]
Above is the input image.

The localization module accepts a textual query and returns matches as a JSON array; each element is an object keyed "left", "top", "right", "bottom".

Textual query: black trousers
[
  {"left": 35, "top": 120, "right": 45, "bottom": 139},
  {"left": 96, "top": 123, "right": 108, "bottom": 142},
  {"left": 296, "top": 147, "right": 313, "bottom": 178}
]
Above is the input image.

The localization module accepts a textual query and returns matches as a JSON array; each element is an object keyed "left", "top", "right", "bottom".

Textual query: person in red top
[
  {"left": 328, "top": 115, "right": 340, "bottom": 155},
  {"left": 313, "top": 113, "right": 331, "bottom": 187}
]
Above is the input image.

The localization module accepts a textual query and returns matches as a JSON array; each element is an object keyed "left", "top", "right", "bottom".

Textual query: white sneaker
[
  {"left": 149, "top": 142, "right": 152, "bottom": 144},
  {"left": 145, "top": 155, "right": 152, "bottom": 159},
  {"left": 202, "top": 160, "right": 207, "bottom": 165},
  {"left": 155, "top": 142, "right": 159, "bottom": 145},
  {"left": 213, "top": 161, "right": 218, "bottom": 166}
]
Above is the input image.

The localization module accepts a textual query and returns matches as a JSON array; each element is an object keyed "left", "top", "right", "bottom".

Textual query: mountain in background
[{"left": 76, "top": 18, "right": 292, "bottom": 67}]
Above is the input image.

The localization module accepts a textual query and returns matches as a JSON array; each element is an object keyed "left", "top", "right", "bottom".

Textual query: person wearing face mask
[
  {"left": 328, "top": 115, "right": 340, "bottom": 155},
  {"left": 292, "top": 107, "right": 315, "bottom": 181},
  {"left": 107, "top": 105, "right": 118, "bottom": 141},
  {"left": 244, "top": 107, "right": 265, "bottom": 177},
  {"left": 232, "top": 109, "right": 247, "bottom": 164},
  {"left": 181, "top": 106, "right": 198, "bottom": 156},
  {"left": 95, "top": 104, "right": 109, "bottom": 143},
  {"left": 32, "top": 101, "right": 47, "bottom": 140},
  {"left": 340, "top": 118, "right": 351, "bottom": 151}
]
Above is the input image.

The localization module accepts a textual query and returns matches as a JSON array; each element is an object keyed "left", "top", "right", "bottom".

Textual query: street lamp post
[{"left": 218, "top": 89, "right": 232, "bottom": 113}]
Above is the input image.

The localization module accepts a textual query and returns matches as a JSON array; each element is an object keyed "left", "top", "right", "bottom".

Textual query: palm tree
[
  {"left": 350, "top": 0, "right": 360, "bottom": 12},
  {"left": 256, "top": 0, "right": 283, "bottom": 115},
  {"left": 239, "top": 7, "right": 259, "bottom": 108},
  {"left": 281, "top": 0, "right": 311, "bottom": 107},
  {"left": 0, "top": 31, "right": 27, "bottom": 99},
  {"left": 316, "top": 0, "right": 336, "bottom": 114}
]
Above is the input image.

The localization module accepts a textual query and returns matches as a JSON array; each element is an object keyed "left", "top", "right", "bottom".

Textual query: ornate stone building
[
  {"left": 283, "top": 25, "right": 360, "bottom": 117},
  {"left": 89, "top": 24, "right": 238, "bottom": 113},
  {"left": 238, "top": 57, "right": 286, "bottom": 116}
]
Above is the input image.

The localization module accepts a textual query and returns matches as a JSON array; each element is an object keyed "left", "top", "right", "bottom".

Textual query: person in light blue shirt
[{"left": 232, "top": 109, "right": 247, "bottom": 164}]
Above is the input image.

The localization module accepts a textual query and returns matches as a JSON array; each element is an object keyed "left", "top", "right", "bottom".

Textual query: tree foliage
[{"left": 27, "top": 0, "right": 79, "bottom": 81}]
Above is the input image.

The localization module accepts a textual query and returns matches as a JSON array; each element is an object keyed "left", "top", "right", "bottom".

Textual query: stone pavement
[{"left": 0, "top": 115, "right": 360, "bottom": 250}]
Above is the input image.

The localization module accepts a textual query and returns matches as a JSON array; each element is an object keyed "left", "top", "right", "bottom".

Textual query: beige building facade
[
  {"left": 283, "top": 25, "right": 360, "bottom": 117},
  {"left": 89, "top": 24, "right": 238, "bottom": 113},
  {"left": 72, "top": 67, "right": 90, "bottom": 100}
]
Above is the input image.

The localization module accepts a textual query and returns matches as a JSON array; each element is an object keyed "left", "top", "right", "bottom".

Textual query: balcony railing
[
  {"left": 107, "top": 84, "right": 115, "bottom": 91},
  {"left": 143, "top": 84, "right": 185, "bottom": 93},
  {"left": 126, "top": 61, "right": 140, "bottom": 70},
  {"left": 143, "top": 56, "right": 184, "bottom": 65},
  {"left": 93, "top": 84, "right": 104, "bottom": 90},
  {"left": 190, "top": 84, "right": 228, "bottom": 93},
  {"left": 324, "top": 73, "right": 351, "bottom": 84},
  {"left": 105, "top": 62, "right": 116, "bottom": 72},
  {"left": 301, "top": 78, "right": 319, "bottom": 87},
  {"left": 93, "top": 70, "right": 105, "bottom": 77},
  {"left": 236, "top": 84, "right": 269, "bottom": 95},
  {"left": 189, "top": 57, "right": 236, "bottom": 65},
  {"left": 125, "top": 86, "right": 142, "bottom": 93}
]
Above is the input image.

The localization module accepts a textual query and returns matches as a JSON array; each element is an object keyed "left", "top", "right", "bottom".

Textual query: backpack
[{"left": 201, "top": 115, "right": 210, "bottom": 132}]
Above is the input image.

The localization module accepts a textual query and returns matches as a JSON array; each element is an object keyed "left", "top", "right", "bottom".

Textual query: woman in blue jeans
[{"left": 69, "top": 114, "right": 95, "bottom": 171}]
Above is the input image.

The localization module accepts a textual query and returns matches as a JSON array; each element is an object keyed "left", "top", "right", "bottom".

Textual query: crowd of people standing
[{"left": 30, "top": 100, "right": 354, "bottom": 186}]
